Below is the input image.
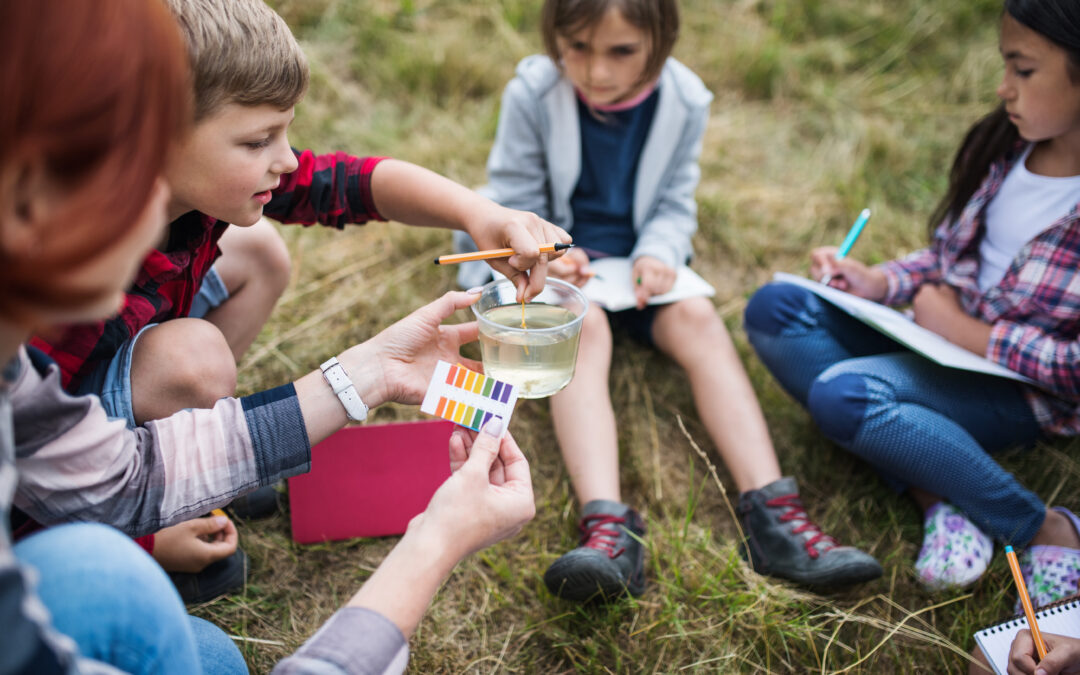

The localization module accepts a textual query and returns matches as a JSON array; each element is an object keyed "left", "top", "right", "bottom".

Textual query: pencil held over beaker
[{"left": 434, "top": 242, "right": 573, "bottom": 265}]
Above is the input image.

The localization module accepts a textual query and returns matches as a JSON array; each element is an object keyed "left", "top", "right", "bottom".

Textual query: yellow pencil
[
  {"left": 433, "top": 242, "right": 572, "bottom": 265},
  {"left": 1005, "top": 545, "right": 1048, "bottom": 660}
]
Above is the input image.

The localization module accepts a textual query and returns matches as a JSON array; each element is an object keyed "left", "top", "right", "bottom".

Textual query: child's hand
[
  {"left": 413, "top": 420, "right": 535, "bottom": 561},
  {"left": 151, "top": 515, "right": 238, "bottom": 573},
  {"left": 911, "top": 283, "right": 964, "bottom": 336},
  {"left": 339, "top": 291, "right": 483, "bottom": 408},
  {"left": 912, "top": 283, "right": 992, "bottom": 354},
  {"left": 1008, "top": 630, "right": 1080, "bottom": 674},
  {"left": 467, "top": 204, "right": 572, "bottom": 302},
  {"left": 810, "top": 246, "right": 888, "bottom": 301},
  {"left": 632, "top": 256, "right": 676, "bottom": 309},
  {"left": 547, "top": 248, "right": 593, "bottom": 287}
]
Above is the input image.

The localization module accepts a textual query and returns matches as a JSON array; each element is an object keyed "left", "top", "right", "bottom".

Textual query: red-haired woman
[
  {"left": 1, "top": 2, "right": 535, "bottom": 672},
  {"left": 0, "top": 1, "right": 215, "bottom": 672}
]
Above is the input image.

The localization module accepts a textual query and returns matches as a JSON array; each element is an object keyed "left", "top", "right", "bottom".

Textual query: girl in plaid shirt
[{"left": 745, "top": 0, "right": 1080, "bottom": 605}]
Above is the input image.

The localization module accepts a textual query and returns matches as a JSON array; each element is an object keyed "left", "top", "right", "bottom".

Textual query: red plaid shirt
[
  {"left": 31, "top": 150, "right": 386, "bottom": 390},
  {"left": 879, "top": 143, "right": 1080, "bottom": 435}
]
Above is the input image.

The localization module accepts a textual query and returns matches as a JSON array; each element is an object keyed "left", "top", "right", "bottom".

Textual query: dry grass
[{"left": 192, "top": 1, "right": 1080, "bottom": 672}]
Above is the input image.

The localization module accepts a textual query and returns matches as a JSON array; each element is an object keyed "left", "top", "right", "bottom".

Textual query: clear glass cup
[{"left": 472, "top": 277, "right": 588, "bottom": 399}]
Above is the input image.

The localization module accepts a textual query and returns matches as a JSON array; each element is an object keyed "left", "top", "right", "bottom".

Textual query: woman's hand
[
  {"left": 632, "top": 255, "right": 676, "bottom": 309},
  {"left": 414, "top": 420, "right": 535, "bottom": 561},
  {"left": 1008, "top": 630, "right": 1080, "bottom": 674},
  {"left": 467, "top": 204, "right": 572, "bottom": 302},
  {"left": 344, "top": 419, "right": 535, "bottom": 638},
  {"left": 339, "top": 291, "right": 483, "bottom": 408},
  {"left": 810, "top": 247, "right": 888, "bottom": 301},
  {"left": 151, "top": 515, "right": 238, "bottom": 573},
  {"left": 547, "top": 247, "right": 593, "bottom": 287}
]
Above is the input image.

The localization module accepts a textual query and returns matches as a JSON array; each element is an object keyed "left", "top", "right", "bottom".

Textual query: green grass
[{"left": 193, "top": 1, "right": 1080, "bottom": 671}]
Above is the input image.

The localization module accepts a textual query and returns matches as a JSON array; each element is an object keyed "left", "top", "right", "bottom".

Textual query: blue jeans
[
  {"left": 743, "top": 282, "right": 1045, "bottom": 546},
  {"left": 14, "top": 523, "right": 246, "bottom": 674}
]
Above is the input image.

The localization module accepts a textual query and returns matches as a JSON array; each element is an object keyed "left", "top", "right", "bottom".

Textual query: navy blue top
[{"left": 569, "top": 88, "right": 660, "bottom": 257}]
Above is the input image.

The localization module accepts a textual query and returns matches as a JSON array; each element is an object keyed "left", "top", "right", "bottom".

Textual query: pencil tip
[
  {"left": 1005, "top": 545, "right": 1014, "bottom": 553},
  {"left": 554, "top": 243, "right": 573, "bottom": 251},
  {"left": 433, "top": 258, "right": 441, "bottom": 265}
]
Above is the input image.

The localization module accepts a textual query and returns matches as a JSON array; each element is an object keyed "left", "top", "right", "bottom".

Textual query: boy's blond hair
[{"left": 162, "top": 0, "right": 308, "bottom": 120}]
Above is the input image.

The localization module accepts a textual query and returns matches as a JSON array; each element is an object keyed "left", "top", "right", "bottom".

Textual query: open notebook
[
  {"left": 582, "top": 257, "right": 715, "bottom": 311},
  {"left": 974, "top": 597, "right": 1080, "bottom": 674},
  {"left": 773, "top": 272, "right": 1039, "bottom": 387}
]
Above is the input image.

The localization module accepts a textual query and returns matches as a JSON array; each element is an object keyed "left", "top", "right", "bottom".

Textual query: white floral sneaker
[
  {"left": 1014, "top": 507, "right": 1080, "bottom": 612},
  {"left": 914, "top": 502, "right": 993, "bottom": 590}
]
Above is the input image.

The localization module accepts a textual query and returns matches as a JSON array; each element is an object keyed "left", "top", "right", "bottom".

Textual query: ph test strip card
[{"left": 420, "top": 361, "right": 518, "bottom": 437}]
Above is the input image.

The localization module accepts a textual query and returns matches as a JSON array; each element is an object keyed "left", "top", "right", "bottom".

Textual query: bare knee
[
  {"left": 131, "top": 319, "right": 237, "bottom": 421},
  {"left": 584, "top": 302, "right": 609, "bottom": 326},
  {"left": 668, "top": 297, "right": 724, "bottom": 331},
  {"left": 656, "top": 298, "right": 729, "bottom": 356},
  {"left": 578, "top": 305, "right": 613, "bottom": 347}
]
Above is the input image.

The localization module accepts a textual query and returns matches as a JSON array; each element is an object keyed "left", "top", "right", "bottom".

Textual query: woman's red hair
[{"left": 0, "top": 0, "right": 191, "bottom": 321}]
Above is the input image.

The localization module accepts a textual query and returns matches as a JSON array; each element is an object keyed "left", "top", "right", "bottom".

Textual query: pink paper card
[{"left": 288, "top": 419, "right": 454, "bottom": 543}]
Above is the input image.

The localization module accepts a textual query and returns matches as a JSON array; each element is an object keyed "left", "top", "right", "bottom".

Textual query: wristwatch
[{"left": 319, "top": 356, "right": 368, "bottom": 422}]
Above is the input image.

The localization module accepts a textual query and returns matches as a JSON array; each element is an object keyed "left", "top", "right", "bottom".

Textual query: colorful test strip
[{"left": 420, "top": 361, "right": 518, "bottom": 437}]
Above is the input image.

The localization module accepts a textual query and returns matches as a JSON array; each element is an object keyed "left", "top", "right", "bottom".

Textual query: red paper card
[{"left": 288, "top": 419, "right": 454, "bottom": 544}]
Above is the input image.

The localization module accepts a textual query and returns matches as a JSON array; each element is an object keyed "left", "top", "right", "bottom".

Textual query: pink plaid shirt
[{"left": 879, "top": 143, "right": 1080, "bottom": 436}]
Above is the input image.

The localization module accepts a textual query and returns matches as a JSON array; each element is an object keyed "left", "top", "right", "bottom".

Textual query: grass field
[{"left": 193, "top": 1, "right": 1080, "bottom": 671}]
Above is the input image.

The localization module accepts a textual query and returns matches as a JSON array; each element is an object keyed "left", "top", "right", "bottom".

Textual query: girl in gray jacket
[{"left": 459, "top": 0, "right": 883, "bottom": 602}]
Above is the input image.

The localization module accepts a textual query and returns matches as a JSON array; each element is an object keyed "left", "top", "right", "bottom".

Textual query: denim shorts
[{"left": 74, "top": 266, "right": 230, "bottom": 429}]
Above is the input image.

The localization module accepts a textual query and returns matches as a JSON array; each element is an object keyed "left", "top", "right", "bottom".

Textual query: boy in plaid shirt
[{"left": 29, "top": 0, "right": 567, "bottom": 592}]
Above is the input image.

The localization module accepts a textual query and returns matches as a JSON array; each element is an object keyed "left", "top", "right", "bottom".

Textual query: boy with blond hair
[{"left": 29, "top": 0, "right": 568, "bottom": 600}]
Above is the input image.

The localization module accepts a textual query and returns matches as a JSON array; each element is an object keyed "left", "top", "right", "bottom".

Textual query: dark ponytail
[
  {"left": 927, "top": 107, "right": 1017, "bottom": 234},
  {"left": 927, "top": 0, "right": 1080, "bottom": 235}
]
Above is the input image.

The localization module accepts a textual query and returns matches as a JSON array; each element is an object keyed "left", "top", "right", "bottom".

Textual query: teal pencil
[{"left": 820, "top": 208, "right": 871, "bottom": 286}]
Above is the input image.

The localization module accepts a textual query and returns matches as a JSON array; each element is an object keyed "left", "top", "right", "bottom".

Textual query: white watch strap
[{"left": 320, "top": 356, "right": 368, "bottom": 422}]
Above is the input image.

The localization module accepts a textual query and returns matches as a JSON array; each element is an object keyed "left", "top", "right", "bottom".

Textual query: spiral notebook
[{"left": 974, "top": 597, "right": 1080, "bottom": 674}]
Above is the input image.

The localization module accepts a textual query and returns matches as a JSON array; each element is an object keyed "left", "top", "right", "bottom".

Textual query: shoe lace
[
  {"left": 578, "top": 514, "right": 627, "bottom": 559},
  {"left": 765, "top": 494, "right": 838, "bottom": 559}
]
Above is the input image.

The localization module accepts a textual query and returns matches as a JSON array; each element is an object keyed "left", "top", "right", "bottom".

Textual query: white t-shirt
[{"left": 979, "top": 145, "right": 1080, "bottom": 291}]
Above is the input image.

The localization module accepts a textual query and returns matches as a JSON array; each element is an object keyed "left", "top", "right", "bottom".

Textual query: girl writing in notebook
[
  {"left": 745, "top": 0, "right": 1080, "bottom": 604},
  {"left": 459, "top": 0, "right": 882, "bottom": 602}
]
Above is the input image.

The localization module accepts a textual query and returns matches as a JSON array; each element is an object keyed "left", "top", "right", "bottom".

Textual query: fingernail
[
  {"left": 212, "top": 515, "right": 228, "bottom": 527},
  {"left": 482, "top": 417, "right": 503, "bottom": 437},
  {"left": 466, "top": 286, "right": 483, "bottom": 294}
]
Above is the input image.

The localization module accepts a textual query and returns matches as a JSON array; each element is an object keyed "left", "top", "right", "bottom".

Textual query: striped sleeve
[
  {"left": 878, "top": 246, "right": 942, "bottom": 307},
  {"left": 12, "top": 349, "right": 310, "bottom": 536}
]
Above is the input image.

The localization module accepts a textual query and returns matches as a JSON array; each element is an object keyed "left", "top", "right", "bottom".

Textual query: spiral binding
[{"left": 976, "top": 598, "right": 1080, "bottom": 637}]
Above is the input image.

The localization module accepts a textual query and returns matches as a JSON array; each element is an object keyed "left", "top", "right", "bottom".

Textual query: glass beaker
[{"left": 472, "top": 278, "right": 588, "bottom": 399}]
